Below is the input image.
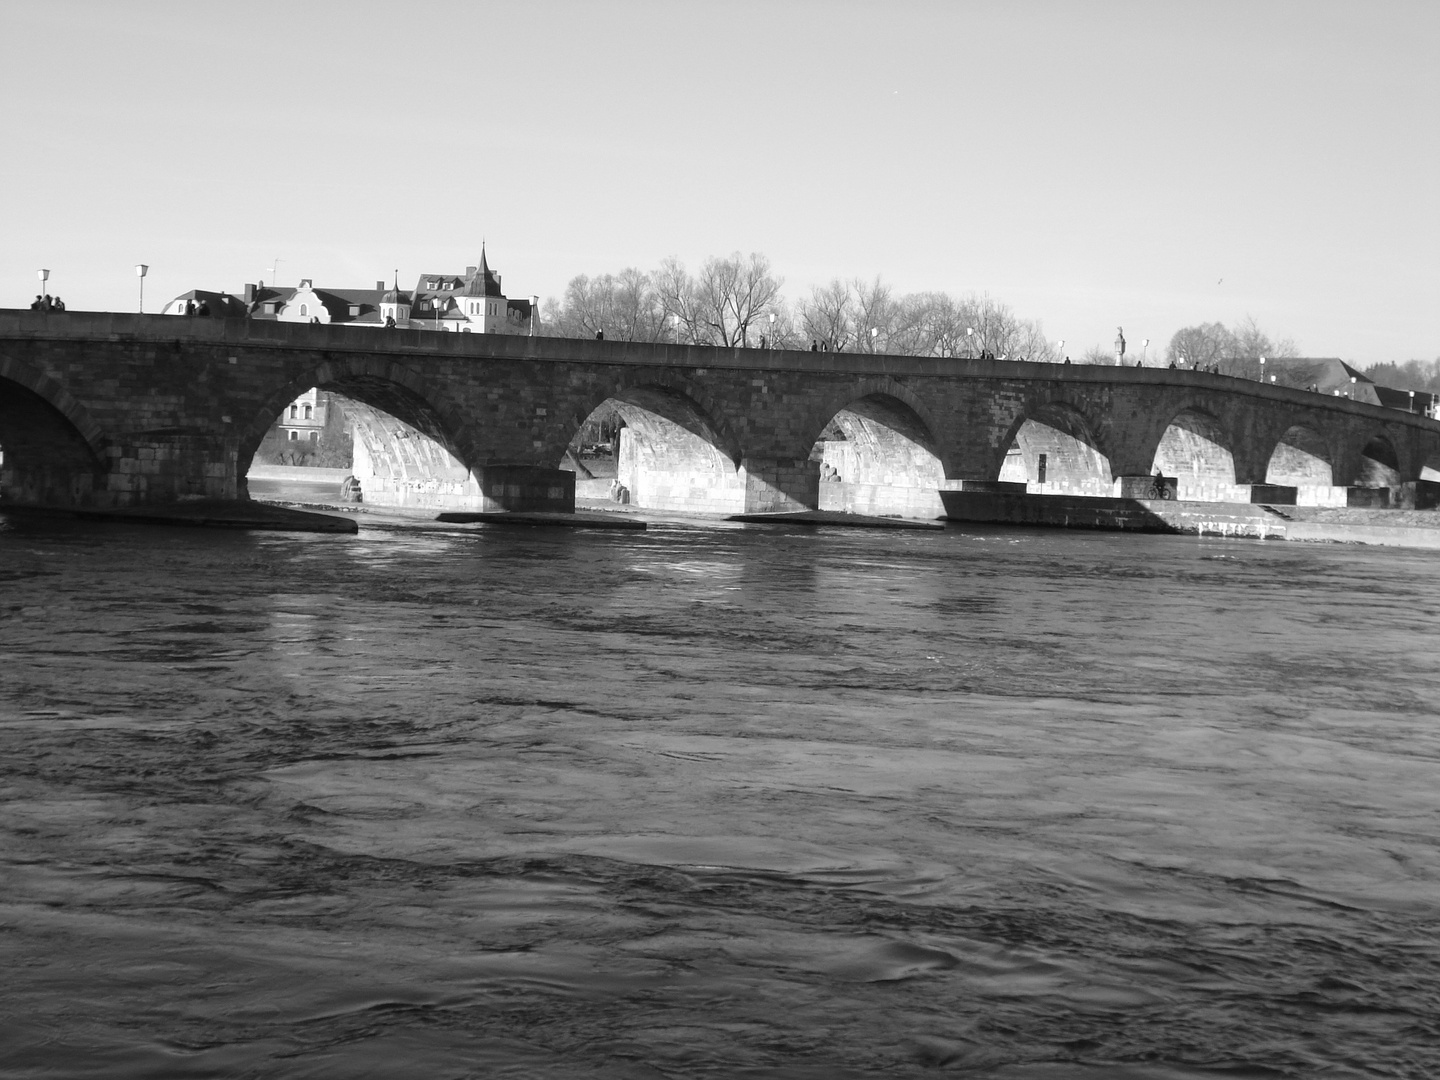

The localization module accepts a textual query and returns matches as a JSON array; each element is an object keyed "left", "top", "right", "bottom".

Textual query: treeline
[
  {"left": 540, "top": 252, "right": 1058, "bottom": 361},
  {"left": 1362, "top": 358, "right": 1440, "bottom": 393},
  {"left": 1164, "top": 317, "right": 1298, "bottom": 379}
]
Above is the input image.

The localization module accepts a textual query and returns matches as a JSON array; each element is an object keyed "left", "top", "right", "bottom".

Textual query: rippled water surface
[{"left": 2, "top": 509, "right": 1438, "bottom": 1078}]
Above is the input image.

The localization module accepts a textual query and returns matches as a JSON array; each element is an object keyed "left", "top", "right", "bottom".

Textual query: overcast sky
[{"left": 3, "top": 0, "right": 1435, "bottom": 363}]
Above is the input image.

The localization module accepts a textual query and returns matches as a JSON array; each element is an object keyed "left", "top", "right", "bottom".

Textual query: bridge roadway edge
[{"left": 2, "top": 310, "right": 1438, "bottom": 514}]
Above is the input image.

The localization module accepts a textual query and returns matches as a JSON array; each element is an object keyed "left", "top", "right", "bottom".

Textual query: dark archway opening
[
  {"left": 1151, "top": 409, "right": 1238, "bottom": 500},
  {"left": 810, "top": 394, "right": 944, "bottom": 518},
  {"left": 563, "top": 387, "right": 742, "bottom": 513},
  {"left": 998, "top": 405, "right": 1111, "bottom": 496},
  {"left": 0, "top": 378, "right": 105, "bottom": 507},
  {"left": 1265, "top": 425, "right": 1333, "bottom": 486},
  {"left": 1353, "top": 436, "right": 1401, "bottom": 489}
]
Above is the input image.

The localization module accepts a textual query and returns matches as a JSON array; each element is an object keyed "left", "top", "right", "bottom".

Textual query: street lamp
[
  {"left": 1141, "top": 338, "right": 1149, "bottom": 365},
  {"left": 37, "top": 268, "right": 49, "bottom": 306},
  {"left": 1349, "top": 375, "right": 1357, "bottom": 399},
  {"left": 1410, "top": 389, "right": 1416, "bottom": 413},
  {"left": 966, "top": 326, "right": 976, "bottom": 358},
  {"left": 135, "top": 264, "right": 148, "bottom": 313},
  {"left": 1259, "top": 356, "right": 1265, "bottom": 382},
  {"left": 769, "top": 311, "right": 777, "bottom": 348},
  {"left": 1056, "top": 339, "right": 1065, "bottom": 363},
  {"left": 870, "top": 326, "right": 879, "bottom": 352}
]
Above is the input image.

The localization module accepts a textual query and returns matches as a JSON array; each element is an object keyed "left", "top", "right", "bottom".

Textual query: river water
[{"left": 1, "top": 501, "right": 1438, "bottom": 1079}]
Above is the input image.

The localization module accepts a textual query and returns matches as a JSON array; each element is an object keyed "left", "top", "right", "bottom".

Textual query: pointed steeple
[{"left": 478, "top": 242, "right": 490, "bottom": 278}]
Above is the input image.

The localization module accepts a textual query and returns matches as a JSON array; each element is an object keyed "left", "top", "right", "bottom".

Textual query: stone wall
[{"left": 4, "top": 311, "right": 1440, "bottom": 519}]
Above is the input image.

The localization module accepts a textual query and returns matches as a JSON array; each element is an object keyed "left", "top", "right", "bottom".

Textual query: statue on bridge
[{"left": 1114, "top": 327, "right": 1126, "bottom": 365}]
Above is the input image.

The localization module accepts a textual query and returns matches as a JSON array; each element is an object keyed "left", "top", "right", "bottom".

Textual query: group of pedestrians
[
  {"left": 29, "top": 294, "right": 65, "bottom": 312},
  {"left": 181, "top": 298, "right": 212, "bottom": 316}
]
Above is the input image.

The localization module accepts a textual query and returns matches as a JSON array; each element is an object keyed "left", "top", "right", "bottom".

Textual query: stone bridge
[{"left": 2, "top": 309, "right": 1438, "bottom": 516}]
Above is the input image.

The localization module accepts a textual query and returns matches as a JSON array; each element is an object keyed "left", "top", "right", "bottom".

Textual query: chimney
[
  {"left": 465, "top": 266, "right": 477, "bottom": 277},
  {"left": 243, "top": 283, "right": 256, "bottom": 303},
  {"left": 376, "top": 280, "right": 385, "bottom": 291}
]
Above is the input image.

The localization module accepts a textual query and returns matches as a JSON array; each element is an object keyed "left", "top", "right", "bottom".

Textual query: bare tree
[
  {"left": 694, "top": 252, "right": 784, "bottom": 347},
  {"left": 654, "top": 257, "right": 706, "bottom": 344},
  {"left": 797, "top": 279, "right": 852, "bottom": 350},
  {"left": 851, "top": 276, "right": 896, "bottom": 353},
  {"left": 1167, "top": 317, "right": 1298, "bottom": 377},
  {"left": 611, "top": 267, "right": 668, "bottom": 342},
  {"left": 1166, "top": 322, "right": 1231, "bottom": 369}
]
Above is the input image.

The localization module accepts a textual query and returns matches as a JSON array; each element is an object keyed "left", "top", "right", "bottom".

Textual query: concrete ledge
[
  {"left": 940, "top": 489, "right": 1440, "bottom": 547},
  {"left": 436, "top": 510, "right": 645, "bottom": 530},
  {"left": 0, "top": 499, "right": 357, "bottom": 533},
  {"left": 728, "top": 510, "right": 944, "bottom": 530}
]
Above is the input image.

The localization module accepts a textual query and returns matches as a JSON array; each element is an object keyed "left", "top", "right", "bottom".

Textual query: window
[
  {"left": 300, "top": 303, "right": 308, "bottom": 317},
  {"left": 309, "top": 431, "right": 319, "bottom": 442},
  {"left": 303, "top": 405, "right": 312, "bottom": 419},
  {"left": 288, "top": 430, "right": 297, "bottom": 441},
  {"left": 289, "top": 405, "right": 298, "bottom": 418}
]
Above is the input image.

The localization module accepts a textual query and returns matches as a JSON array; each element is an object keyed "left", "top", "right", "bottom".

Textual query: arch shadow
[
  {"left": 1265, "top": 423, "right": 1334, "bottom": 486},
  {"left": 994, "top": 401, "right": 1112, "bottom": 495},
  {"left": 0, "top": 355, "right": 109, "bottom": 506},
  {"left": 564, "top": 376, "right": 745, "bottom": 513},
  {"left": 1353, "top": 432, "right": 1401, "bottom": 488},
  {"left": 239, "top": 356, "right": 479, "bottom": 485},
  {"left": 1150, "top": 406, "right": 1238, "bottom": 499}
]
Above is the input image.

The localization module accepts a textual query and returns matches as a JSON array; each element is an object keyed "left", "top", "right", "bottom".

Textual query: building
[
  {"left": 278, "top": 388, "right": 328, "bottom": 445},
  {"left": 1259, "top": 357, "right": 1439, "bottom": 416},
  {"left": 160, "top": 247, "right": 536, "bottom": 335}
]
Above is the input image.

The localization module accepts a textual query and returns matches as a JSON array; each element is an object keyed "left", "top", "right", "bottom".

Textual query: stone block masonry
[{"left": 2, "top": 310, "right": 1439, "bottom": 517}]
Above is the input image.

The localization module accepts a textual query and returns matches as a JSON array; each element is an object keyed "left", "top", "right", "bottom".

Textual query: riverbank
[{"left": 940, "top": 489, "right": 1440, "bottom": 548}]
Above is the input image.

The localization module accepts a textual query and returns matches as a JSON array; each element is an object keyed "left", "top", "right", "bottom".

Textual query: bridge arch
[
  {"left": 240, "top": 356, "right": 480, "bottom": 487},
  {"left": 1264, "top": 423, "right": 1334, "bottom": 486},
  {"left": 1351, "top": 431, "right": 1403, "bottom": 489},
  {"left": 995, "top": 401, "right": 1112, "bottom": 495},
  {"left": 0, "top": 354, "right": 108, "bottom": 506},
  {"left": 805, "top": 381, "right": 948, "bottom": 518},
  {"left": 1150, "top": 406, "right": 1238, "bottom": 500},
  {"left": 563, "top": 375, "right": 745, "bottom": 513}
]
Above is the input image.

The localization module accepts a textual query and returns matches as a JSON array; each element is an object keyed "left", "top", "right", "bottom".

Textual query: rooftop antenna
[{"left": 267, "top": 256, "right": 282, "bottom": 287}]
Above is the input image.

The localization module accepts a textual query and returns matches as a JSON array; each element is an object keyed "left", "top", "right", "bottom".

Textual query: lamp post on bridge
[
  {"left": 37, "top": 268, "right": 49, "bottom": 307},
  {"left": 966, "top": 326, "right": 977, "bottom": 359},
  {"left": 1259, "top": 356, "right": 1265, "bottom": 383},
  {"left": 135, "top": 264, "right": 148, "bottom": 314}
]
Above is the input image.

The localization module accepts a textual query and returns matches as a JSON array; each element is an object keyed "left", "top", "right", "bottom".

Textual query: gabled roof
[
  {"left": 1260, "top": 357, "right": 1379, "bottom": 404},
  {"left": 166, "top": 289, "right": 250, "bottom": 316}
]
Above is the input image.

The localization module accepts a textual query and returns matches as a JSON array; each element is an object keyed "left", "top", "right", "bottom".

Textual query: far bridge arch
[
  {"left": 807, "top": 385, "right": 947, "bottom": 519},
  {"left": 996, "top": 401, "right": 1112, "bottom": 496},
  {"left": 1150, "top": 406, "right": 1239, "bottom": 501},
  {"left": 1351, "top": 432, "right": 1402, "bottom": 489},
  {"left": 1265, "top": 423, "right": 1334, "bottom": 487},
  {"left": 563, "top": 378, "right": 745, "bottom": 514},
  {"left": 0, "top": 355, "right": 108, "bottom": 506},
  {"left": 240, "top": 356, "right": 483, "bottom": 507}
]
